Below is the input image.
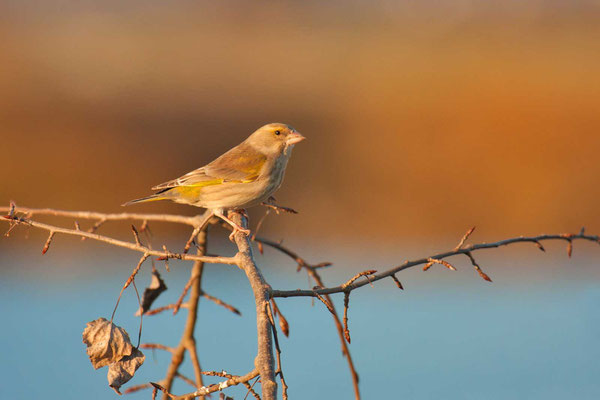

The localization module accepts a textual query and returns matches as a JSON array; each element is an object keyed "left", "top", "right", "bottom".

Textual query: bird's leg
[
  {"left": 213, "top": 209, "right": 251, "bottom": 241},
  {"left": 183, "top": 210, "right": 214, "bottom": 253}
]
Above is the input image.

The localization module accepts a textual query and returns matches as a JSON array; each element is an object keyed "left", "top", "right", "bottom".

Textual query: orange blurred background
[{"left": 1, "top": 0, "right": 599, "bottom": 245}]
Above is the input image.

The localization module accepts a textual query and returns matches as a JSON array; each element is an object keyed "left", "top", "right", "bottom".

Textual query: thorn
[{"left": 535, "top": 241, "right": 545, "bottom": 252}]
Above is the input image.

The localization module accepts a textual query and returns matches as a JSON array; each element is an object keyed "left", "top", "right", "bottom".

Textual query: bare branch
[
  {"left": 161, "top": 229, "right": 208, "bottom": 398},
  {"left": 272, "top": 231, "right": 600, "bottom": 298},
  {"left": 254, "top": 236, "right": 361, "bottom": 400},
  {"left": 1, "top": 213, "right": 237, "bottom": 265},
  {"left": 230, "top": 211, "right": 278, "bottom": 400},
  {"left": 0, "top": 205, "right": 198, "bottom": 226}
]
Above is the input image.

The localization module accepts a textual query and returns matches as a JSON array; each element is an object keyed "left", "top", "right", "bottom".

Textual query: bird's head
[{"left": 246, "top": 123, "right": 305, "bottom": 156}]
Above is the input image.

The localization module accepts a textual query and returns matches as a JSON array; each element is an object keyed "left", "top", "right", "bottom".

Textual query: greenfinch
[{"left": 123, "top": 123, "right": 305, "bottom": 236}]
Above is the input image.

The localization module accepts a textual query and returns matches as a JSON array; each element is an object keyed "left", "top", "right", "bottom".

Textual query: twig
[
  {"left": 131, "top": 225, "right": 142, "bottom": 247},
  {"left": 343, "top": 292, "right": 351, "bottom": 343},
  {"left": 464, "top": 252, "right": 492, "bottom": 282},
  {"left": 244, "top": 377, "right": 261, "bottom": 400},
  {"left": 342, "top": 270, "right": 377, "bottom": 289},
  {"left": 111, "top": 253, "right": 149, "bottom": 322},
  {"left": 390, "top": 274, "right": 404, "bottom": 290},
  {"left": 123, "top": 382, "right": 154, "bottom": 394},
  {"left": 132, "top": 279, "right": 143, "bottom": 347},
  {"left": 82, "top": 218, "right": 106, "bottom": 241},
  {"left": 266, "top": 303, "right": 288, "bottom": 400},
  {"left": 145, "top": 303, "right": 189, "bottom": 316},
  {"left": 201, "top": 291, "right": 241, "bottom": 316},
  {"left": 140, "top": 343, "right": 176, "bottom": 353},
  {"left": 454, "top": 226, "right": 476, "bottom": 251},
  {"left": 173, "top": 276, "right": 197, "bottom": 315},
  {"left": 176, "top": 372, "right": 197, "bottom": 388},
  {"left": 423, "top": 258, "right": 456, "bottom": 272},
  {"left": 170, "top": 369, "right": 260, "bottom": 400},
  {"left": 315, "top": 293, "right": 336, "bottom": 315},
  {"left": 261, "top": 203, "right": 298, "bottom": 215}
]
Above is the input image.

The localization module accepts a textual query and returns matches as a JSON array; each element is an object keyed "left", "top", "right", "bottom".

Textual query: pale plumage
[{"left": 123, "top": 123, "right": 305, "bottom": 238}]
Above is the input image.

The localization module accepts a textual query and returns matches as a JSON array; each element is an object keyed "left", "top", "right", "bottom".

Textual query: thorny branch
[
  {"left": 271, "top": 230, "right": 600, "bottom": 299},
  {"left": 3, "top": 204, "right": 599, "bottom": 400},
  {"left": 1, "top": 208, "right": 236, "bottom": 265}
]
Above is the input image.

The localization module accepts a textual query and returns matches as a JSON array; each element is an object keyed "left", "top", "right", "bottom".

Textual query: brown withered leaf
[
  {"left": 83, "top": 318, "right": 145, "bottom": 393},
  {"left": 135, "top": 269, "right": 167, "bottom": 316},
  {"left": 82, "top": 318, "right": 134, "bottom": 369},
  {"left": 108, "top": 348, "right": 146, "bottom": 394}
]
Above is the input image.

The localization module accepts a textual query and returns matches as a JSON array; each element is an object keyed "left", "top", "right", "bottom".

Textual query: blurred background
[{"left": 1, "top": 1, "right": 599, "bottom": 399}]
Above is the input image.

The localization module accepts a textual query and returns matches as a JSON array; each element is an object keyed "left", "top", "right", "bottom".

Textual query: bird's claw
[{"left": 229, "top": 226, "right": 251, "bottom": 242}]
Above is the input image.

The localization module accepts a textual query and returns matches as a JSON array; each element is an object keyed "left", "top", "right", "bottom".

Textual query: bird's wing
[{"left": 151, "top": 144, "right": 267, "bottom": 190}]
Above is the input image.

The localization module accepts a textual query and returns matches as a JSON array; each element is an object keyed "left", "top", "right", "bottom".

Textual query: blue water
[{"left": 1, "top": 242, "right": 599, "bottom": 399}]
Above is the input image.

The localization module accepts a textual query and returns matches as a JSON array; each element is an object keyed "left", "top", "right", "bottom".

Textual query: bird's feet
[
  {"left": 213, "top": 209, "right": 251, "bottom": 241},
  {"left": 228, "top": 224, "right": 251, "bottom": 242}
]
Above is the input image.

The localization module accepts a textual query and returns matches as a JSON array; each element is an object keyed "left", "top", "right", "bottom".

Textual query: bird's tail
[{"left": 121, "top": 194, "right": 167, "bottom": 207}]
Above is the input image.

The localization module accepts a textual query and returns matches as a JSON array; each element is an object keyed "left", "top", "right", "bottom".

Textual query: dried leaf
[
  {"left": 83, "top": 318, "right": 145, "bottom": 393},
  {"left": 108, "top": 348, "right": 145, "bottom": 394},
  {"left": 135, "top": 269, "right": 167, "bottom": 316},
  {"left": 82, "top": 318, "right": 133, "bottom": 369}
]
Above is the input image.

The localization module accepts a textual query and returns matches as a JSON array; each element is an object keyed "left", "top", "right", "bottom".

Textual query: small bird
[{"left": 123, "top": 123, "right": 305, "bottom": 238}]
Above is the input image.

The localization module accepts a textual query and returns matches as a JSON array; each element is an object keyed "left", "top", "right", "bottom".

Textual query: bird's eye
[{"left": 274, "top": 130, "right": 281, "bottom": 136}]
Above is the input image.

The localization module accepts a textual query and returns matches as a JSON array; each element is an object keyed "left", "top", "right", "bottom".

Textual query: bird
[{"left": 123, "top": 123, "right": 305, "bottom": 239}]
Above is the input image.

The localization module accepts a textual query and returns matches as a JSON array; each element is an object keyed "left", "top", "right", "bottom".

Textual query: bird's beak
[{"left": 286, "top": 131, "right": 306, "bottom": 145}]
